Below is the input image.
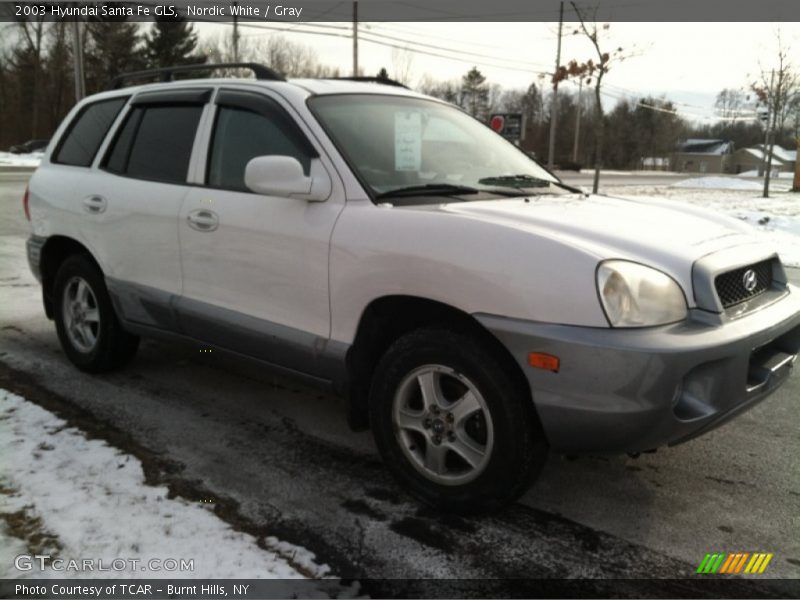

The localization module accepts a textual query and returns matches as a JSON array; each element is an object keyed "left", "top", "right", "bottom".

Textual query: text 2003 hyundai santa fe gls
[{"left": 24, "top": 63, "right": 800, "bottom": 512}]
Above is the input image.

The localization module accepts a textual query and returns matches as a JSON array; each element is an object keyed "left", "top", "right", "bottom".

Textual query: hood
[{"left": 435, "top": 193, "right": 765, "bottom": 277}]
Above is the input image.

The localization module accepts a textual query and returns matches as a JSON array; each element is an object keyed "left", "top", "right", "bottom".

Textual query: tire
[
  {"left": 53, "top": 254, "right": 139, "bottom": 372},
  {"left": 369, "top": 327, "right": 548, "bottom": 513}
]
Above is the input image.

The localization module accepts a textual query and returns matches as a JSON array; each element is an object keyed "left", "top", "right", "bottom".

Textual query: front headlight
[{"left": 596, "top": 260, "right": 688, "bottom": 327}]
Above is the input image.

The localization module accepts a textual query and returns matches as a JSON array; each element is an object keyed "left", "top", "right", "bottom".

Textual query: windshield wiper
[
  {"left": 477, "top": 174, "right": 552, "bottom": 188},
  {"left": 478, "top": 174, "right": 583, "bottom": 194},
  {"left": 375, "top": 183, "right": 480, "bottom": 199}
]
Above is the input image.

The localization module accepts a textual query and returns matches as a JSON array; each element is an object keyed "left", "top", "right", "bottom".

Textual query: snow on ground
[
  {"left": 0, "top": 152, "right": 42, "bottom": 168},
  {"left": 670, "top": 176, "right": 766, "bottom": 191},
  {"left": 0, "top": 389, "right": 353, "bottom": 594},
  {"left": 607, "top": 184, "right": 800, "bottom": 268},
  {"left": 737, "top": 169, "right": 794, "bottom": 179}
]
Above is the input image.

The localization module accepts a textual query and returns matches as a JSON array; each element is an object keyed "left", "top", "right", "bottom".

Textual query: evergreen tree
[
  {"left": 461, "top": 67, "right": 489, "bottom": 121},
  {"left": 143, "top": 17, "right": 206, "bottom": 70},
  {"left": 84, "top": 20, "right": 144, "bottom": 93},
  {"left": 377, "top": 67, "right": 389, "bottom": 80}
]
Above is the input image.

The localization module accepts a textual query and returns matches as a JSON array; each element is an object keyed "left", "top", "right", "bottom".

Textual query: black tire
[
  {"left": 53, "top": 254, "right": 139, "bottom": 372},
  {"left": 369, "top": 327, "right": 548, "bottom": 513}
]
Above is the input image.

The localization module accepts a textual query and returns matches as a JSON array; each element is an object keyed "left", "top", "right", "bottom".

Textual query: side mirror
[{"left": 244, "top": 155, "right": 331, "bottom": 201}]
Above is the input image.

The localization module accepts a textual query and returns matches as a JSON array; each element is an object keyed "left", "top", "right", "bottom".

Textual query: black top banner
[{"left": 1, "top": 0, "right": 799, "bottom": 22}]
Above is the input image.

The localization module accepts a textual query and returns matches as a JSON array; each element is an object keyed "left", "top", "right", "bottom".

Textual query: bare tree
[
  {"left": 12, "top": 19, "right": 46, "bottom": 138},
  {"left": 391, "top": 46, "right": 414, "bottom": 85},
  {"left": 751, "top": 31, "right": 799, "bottom": 197},
  {"left": 417, "top": 74, "right": 460, "bottom": 104},
  {"left": 714, "top": 88, "right": 746, "bottom": 121},
  {"left": 202, "top": 33, "right": 338, "bottom": 78},
  {"left": 558, "top": 3, "right": 631, "bottom": 193}
]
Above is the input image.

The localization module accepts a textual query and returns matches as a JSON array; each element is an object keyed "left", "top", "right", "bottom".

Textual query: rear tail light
[{"left": 23, "top": 185, "right": 31, "bottom": 221}]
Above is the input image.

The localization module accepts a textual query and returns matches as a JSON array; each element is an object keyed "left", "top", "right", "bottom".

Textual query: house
[
  {"left": 729, "top": 144, "right": 797, "bottom": 175},
  {"left": 670, "top": 139, "right": 734, "bottom": 174}
]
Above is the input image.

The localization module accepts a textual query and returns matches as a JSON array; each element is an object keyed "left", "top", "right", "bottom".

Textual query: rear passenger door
[
  {"left": 87, "top": 88, "right": 210, "bottom": 330},
  {"left": 177, "top": 88, "right": 345, "bottom": 376}
]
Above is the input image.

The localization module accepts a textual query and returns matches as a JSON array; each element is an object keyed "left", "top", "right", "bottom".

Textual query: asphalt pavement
[{"left": 0, "top": 172, "right": 798, "bottom": 594}]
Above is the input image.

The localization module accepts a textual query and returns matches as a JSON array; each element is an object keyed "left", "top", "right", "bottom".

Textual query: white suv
[{"left": 25, "top": 63, "right": 800, "bottom": 511}]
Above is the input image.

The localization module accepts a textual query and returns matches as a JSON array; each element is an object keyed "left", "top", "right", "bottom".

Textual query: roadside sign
[{"left": 489, "top": 113, "right": 525, "bottom": 142}]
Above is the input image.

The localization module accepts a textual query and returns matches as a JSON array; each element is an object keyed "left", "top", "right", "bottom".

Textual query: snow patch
[
  {"left": 671, "top": 176, "right": 764, "bottom": 191},
  {"left": 0, "top": 152, "right": 42, "bottom": 168},
  {"left": 606, "top": 186, "right": 800, "bottom": 268},
  {"left": 0, "top": 389, "right": 348, "bottom": 591}
]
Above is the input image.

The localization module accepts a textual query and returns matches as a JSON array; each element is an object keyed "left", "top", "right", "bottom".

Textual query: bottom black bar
[{"left": 2, "top": 578, "right": 799, "bottom": 600}]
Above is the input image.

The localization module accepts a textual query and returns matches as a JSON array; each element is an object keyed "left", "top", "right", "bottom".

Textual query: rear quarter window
[{"left": 53, "top": 97, "right": 128, "bottom": 167}]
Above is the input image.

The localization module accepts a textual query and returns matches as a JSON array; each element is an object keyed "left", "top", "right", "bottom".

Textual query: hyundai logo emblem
[{"left": 742, "top": 269, "right": 758, "bottom": 293}]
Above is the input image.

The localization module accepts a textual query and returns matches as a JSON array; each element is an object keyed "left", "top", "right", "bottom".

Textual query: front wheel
[
  {"left": 369, "top": 328, "right": 548, "bottom": 513},
  {"left": 53, "top": 254, "right": 139, "bottom": 372}
]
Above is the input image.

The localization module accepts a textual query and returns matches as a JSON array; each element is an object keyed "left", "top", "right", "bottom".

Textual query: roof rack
[
  {"left": 109, "top": 63, "right": 285, "bottom": 90},
  {"left": 324, "top": 76, "right": 409, "bottom": 89}
]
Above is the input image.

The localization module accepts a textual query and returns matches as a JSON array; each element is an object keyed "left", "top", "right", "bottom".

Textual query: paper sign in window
[{"left": 394, "top": 112, "right": 422, "bottom": 171}]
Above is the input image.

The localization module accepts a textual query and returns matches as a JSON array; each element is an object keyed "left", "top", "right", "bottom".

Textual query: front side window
[
  {"left": 103, "top": 104, "right": 203, "bottom": 184},
  {"left": 309, "top": 94, "right": 560, "bottom": 202},
  {"left": 207, "top": 103, "right": 313, "bottom": 192},
  {"left": 53, "top": 97, "right": 128, "bottom": 167}
]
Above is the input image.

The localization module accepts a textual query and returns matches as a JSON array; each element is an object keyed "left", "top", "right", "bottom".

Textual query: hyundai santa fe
[{"left": 24, "top": 63, "right": 800, "bottom": 511}]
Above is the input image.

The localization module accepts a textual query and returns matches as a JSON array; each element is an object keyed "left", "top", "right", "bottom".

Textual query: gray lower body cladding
[
  {"left": 476, "top": 291, "right": 800, "bottom": 454},
  {"left": 104, "top": 276, "right": 349, "bottom": 389}
]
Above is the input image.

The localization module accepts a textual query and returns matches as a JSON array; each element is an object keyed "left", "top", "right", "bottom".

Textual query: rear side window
[
  {"left": 103, "top": 105, "right": 203, "bottom": 184},
  {"left": 53, "top": 97, "right": 128, "bottom": 167}
]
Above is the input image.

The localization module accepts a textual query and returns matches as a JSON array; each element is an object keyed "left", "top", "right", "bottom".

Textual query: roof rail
[
  {"left": 324, "top": 76, "right": 409, "bottom": 89},
  {"left": 109, "top": 63, "right": 285, "bottom": 90}
]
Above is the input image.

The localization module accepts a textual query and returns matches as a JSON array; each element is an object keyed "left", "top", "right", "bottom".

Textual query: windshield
[{"left": 308, "top": 94, "right": 560, "bottom": 202}]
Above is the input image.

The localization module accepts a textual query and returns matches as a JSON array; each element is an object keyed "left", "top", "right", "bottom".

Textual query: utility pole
[
  {"left": 572, "top": 78, "right": 582, "bottom": 163},
  {"left": 547, "top": 2, "right": 564, "bottom": 170},
  {"left": 352, "top": 1, "right": 359, "bottom": 77},
  {"left": 71, "top": 19, "right": 85, "bottom": 102},
  {"left": 232, "top": 1, "right": 239, "bottom": 62}
]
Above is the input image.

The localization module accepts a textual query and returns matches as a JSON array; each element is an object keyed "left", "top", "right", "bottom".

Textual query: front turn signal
[{"left": 527, "top": 352, "right": 560, "bottom": 373}]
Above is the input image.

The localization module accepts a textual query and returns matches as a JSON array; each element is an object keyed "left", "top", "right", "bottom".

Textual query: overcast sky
[{"left": 197, "top": 21, "right": 800, "bottom": 121}]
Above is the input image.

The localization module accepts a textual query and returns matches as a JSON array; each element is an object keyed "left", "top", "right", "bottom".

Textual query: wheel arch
[
  {"left": 39, "top": 236, "right": 103, "bottom": 319},
  {"left": 345, "top": 295, "right": 533, "bottom": 431}
]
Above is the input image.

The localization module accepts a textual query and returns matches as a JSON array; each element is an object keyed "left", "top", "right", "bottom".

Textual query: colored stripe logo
[{"left": 696, "top": 552, "right": 773, "bottom": 574}]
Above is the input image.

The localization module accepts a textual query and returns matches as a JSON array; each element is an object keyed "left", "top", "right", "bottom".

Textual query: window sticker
[{"left": 394, "top": 111, "right": 422, "bottom": 172}]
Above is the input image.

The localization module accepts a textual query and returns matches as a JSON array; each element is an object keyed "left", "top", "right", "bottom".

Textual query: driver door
[{"left": 177, "top": 88, "right": 344, "bottom": 375}]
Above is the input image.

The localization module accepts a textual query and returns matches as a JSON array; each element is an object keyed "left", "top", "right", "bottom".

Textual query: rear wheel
[
  {"left": 53, "top": 255, "right": 139, "bottom": 372},
  {"left": 370, "top": 328, "right": 548, "bottom": 512}
]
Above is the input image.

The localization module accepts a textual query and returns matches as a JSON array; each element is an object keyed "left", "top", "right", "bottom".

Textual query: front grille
[{"left": 714, "top": 260, "right": 773, "bottom": 308}]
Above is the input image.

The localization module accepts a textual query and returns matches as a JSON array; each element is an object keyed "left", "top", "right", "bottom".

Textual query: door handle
[
  {"left": 187, "top": 209, "right": 219, "bottom": 232},
  {"left": 82, "top": 195, "right": 107, "bottom": 214}
]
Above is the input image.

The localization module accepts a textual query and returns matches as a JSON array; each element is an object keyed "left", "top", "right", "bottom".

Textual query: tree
[
  {"left": 751, "top": 31, "right": 799, "bottom": 197},
  {"left": 84, "top": 20, "right": 144, "bottom": 93},
  {"left": 417, "top": 75, "right": 460, "bottom": 104},
  {"left": 556, "top": 3, "right": 630, "bottom": 193},
  {"left": 461, "top": 66, "right": 489, "bottom": 121},
  {"left": 391, "top": 46, "right": 414, "bottom": 85},
  {"left": 201, "top": 33, "right": 339, "bottom": 78},
  {"left": 9, "top": 20, "right": 46, "bottom": 138},
  {"left": 142, "top": 17, "right": 205, "bottom": 70},
  {"left": 377, "top": 67, "right": 389, "bottom": 80},
  {"left": 714, "top": 88, "right": 746, "bottom": 121}
]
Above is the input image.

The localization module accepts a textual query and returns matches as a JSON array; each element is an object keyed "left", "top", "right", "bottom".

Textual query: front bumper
[{"left": 476, "top": 289, "right": 800, "bottom": 454}]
